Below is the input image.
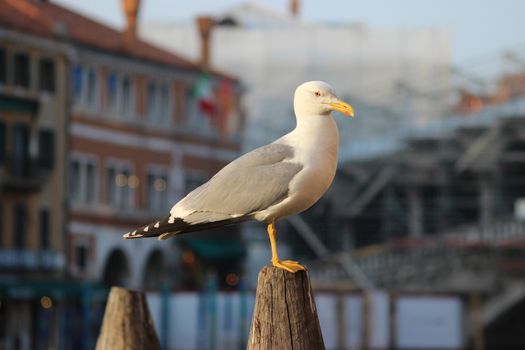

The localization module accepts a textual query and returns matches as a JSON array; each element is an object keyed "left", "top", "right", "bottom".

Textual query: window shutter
[
  {"left": 0, "top": 122, "right": 5, "bottom": 165},
  {"left": 0, "top": 48, "right": 6, "bottom": 84},
  {"left": 39, "top": 58, "right": 56, "bottom": 93},
  {"left": 39, "top": 208, "right": 50, "bottom": 249},
  {"left": 14, "top": 52, "right": 30, "bottom": 88},
  {"left": 13, "top": 124, "right": 29, "bottom": 177},
  {"left": 13, "top": 204, "right": 26, "bottom": 249},
  {"left": 38, "top": 129, "right": 55, "bottom": 170},
  {"left": 0, "top": 202, "right": 3, "bottom": 248},
  {"left": 72, "top": 65, "right": 83, "bottom": 102}
]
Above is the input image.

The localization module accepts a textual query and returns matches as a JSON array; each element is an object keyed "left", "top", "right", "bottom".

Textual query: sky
[{"left": 54, "top": 0, "right": 524, "bottom": 65}]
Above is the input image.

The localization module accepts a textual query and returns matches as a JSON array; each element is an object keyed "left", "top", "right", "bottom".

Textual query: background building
[
  {"left": 63, "top": 0, "right": 245, "bottom": 292},
  {"left": 2, "top": 0, "right": 525, "bottom": 348},
  {"left": 0, "top": 4, "right": 70, "bottom": 347},
  {"left": 141, "top": 1, "right": 452, "bottom": 154},
  {"left": 141, "top": 0, "right": 453, "bottom": 286},
  {"left": 0, "top": 0, "right": 244, "bottom": 348}
]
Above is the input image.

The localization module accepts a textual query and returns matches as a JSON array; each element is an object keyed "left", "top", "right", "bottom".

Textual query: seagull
[{"left": 124, "top": 81, "right": 354, "bottom": 272}]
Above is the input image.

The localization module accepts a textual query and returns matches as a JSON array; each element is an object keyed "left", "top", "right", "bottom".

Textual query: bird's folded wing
[{"left": 173, "top": 143, "right": 303, "bottom": 224}]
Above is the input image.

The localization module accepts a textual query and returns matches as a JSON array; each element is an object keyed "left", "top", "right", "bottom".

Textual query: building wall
[
  {"left": 0, "top": 2, "right": 245, "bottom": 348},
  {"left": 67, "top": 48, "right": 243, "bottom": 288},
  {"left": 0, "top": 29, "right": 69, "bottom": 350},
  {"left": 0, "top": 30, "right": 68, "bottom": 271},
  {"left": 142, "top": 12, "right": 452, "bottom": 152}
]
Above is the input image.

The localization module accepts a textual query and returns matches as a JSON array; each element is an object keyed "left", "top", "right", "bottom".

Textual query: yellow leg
[{"left": 267, "top": 222, "right": 305, "bottom": 273}]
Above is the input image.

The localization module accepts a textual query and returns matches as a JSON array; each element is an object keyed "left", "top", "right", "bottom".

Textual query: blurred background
[{"left": 0, "top": 0, "right": 524, "bottom": 349}]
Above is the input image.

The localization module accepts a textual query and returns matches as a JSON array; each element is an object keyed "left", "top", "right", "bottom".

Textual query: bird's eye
[{"left": 314, "top": 91, "right": 321, "bottom": 97}]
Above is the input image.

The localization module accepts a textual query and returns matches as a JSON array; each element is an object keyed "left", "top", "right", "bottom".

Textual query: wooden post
[
  {"left": 247, "top": 266, "right": 325, "bottom": 350},
  {"left": 336, "top": 293, "right": 347, "bottom": 349},
  {"left": 389, "top": 292, "right": 398, "bottom": 350},
  {"left": 361, "top": 292, "right": 371, "bottom": 350},
  {"left": 95, "top": 287, "right": 161, "bottom": 350},
  {"left": 470, "top": 294, "right": 485, "bottom": 350}
]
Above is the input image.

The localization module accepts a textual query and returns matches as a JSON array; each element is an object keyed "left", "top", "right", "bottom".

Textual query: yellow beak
[{"left": 328, "top": 99, "right": 355, "bottom": 117}]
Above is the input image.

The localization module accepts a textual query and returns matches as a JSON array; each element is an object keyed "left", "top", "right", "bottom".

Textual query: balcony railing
[
  {"left": 0, "top": 249, "right": 66, "bottom": 271},
  {"left": 308, "top": 217, "right": 525, "bottom": 290},
  {"left": 0, "top": 155, "right": 49, "bottom": 192}
]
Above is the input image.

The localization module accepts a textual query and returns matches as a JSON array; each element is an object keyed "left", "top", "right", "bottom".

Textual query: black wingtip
[
  {"left": 122, "top": 216, "right": 172, "bottom": 239},
  {"left": 123, "top": 215, "right": 250, "bottom": 240},
  {"left": 123, "top": 230, "right": 143, "bottom": 239}
]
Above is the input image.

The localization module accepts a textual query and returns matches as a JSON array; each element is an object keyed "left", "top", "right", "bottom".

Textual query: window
[
  {"left": 39, "top": 58, "right": 55, "bottom": 93},
  {"left": 159, "top": 84, "right": 169, "bottom": 122},
  {"left": 0, "top": 202, "right": 3, "bottom": 248},
  {"left": 14, "top": 52, "right": 30, "bottom": 88},
  {"left": 85, "top": 162, "right": 96, "bottom": 204},
  {"left": 13, "top": 203, "right": 26, "bottom": 249},
  {"left": 69, "top": 156, "right": 98, "bottom": 205},
  {"left": 120, "top": 169, "right": 130, "bottom": 208},
  {"left": 72, "top": 65, "right": 83, "bottom": 103},
  {"left": 75, "top": 245, "right": 88, "bottom": 272},
  {"left": 0, "top": 48, "right": 6, "bottom": 84},
  {"left": 39, "top": 209, "right": 50, "bottom": 249},
  {"left": 147, "top": 82, "right": 158, "bottom": 120},
  {"left": 184, "top": 172, "right": 206, "bottom": 194},
  {"left": 147, "top": 82, "right": 170, "bottom": 124},
  {"left": 107, "top": 72, "right": 118, "bottom": 112},
  {"left": 185, "top": 87, "right": 214, "bottom": 135},
  {"left": 13, "top": 124, "right": 29, "bottom": 177},
  {"left": 106, "top": 163, "right": 135, "bottom": 209},
  {"left": 107, "top": 167, "right": 116, "bottom": 206},
  {"left": 69, "top": 159, "right": 81, "bottom": 202},
  {"left": 186, "top": 87, "right": 197, "bottom": 123},
  {"left": 146, "top": 174, "right": 155, "bottom": 208},
  {"left": 0, "top": 122, "right": 5, "bottom": 165},
  {"left": 146, "top": 170, "right": 168, "bottom": 212},
  {"left": 86, "top": 67, "right": 98, "bottom": 106},
  {"left": 38, "top": 129, "right": 55, "bottom": 170},
  {"left": 122, "top": 77, "right": 132, "bottom": 117}
]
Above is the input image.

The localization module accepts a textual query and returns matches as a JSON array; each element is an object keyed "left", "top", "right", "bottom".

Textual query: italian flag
[{"left": 193, "top": 73, "right": 215, "bottom": 117}]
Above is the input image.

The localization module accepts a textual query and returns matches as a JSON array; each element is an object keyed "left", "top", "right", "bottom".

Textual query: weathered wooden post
[
  {"left": 470, "top": 293, "right": 485, "bottom": 350},
  {"left": 247, "top": 266, "right": 325, "bottom": 350},
  {"left": 95, "top": 287, "right": 161, "bottom": 350}
]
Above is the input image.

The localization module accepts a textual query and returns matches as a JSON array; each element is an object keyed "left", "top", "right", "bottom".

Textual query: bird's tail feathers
[
  {"left": 123, "top": 215, "right": 249, "bottom": 240},
  {"left": 123, "top": 215, "right": 180, "bottom": 240}
]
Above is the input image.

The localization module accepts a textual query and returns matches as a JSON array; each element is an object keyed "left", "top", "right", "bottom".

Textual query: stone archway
[
  {"left": 142, "top": 250, "right": 165, "bottom": 290},
  {"left": 102, "top": 249, "right": 130, "bottom": 287}
]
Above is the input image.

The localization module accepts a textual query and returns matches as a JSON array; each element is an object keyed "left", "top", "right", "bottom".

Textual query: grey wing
[{"left": 173, "top": 143, "right": 303, "bottom": 223}]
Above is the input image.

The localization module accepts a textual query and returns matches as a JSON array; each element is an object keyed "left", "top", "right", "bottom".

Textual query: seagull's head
[{"left": 294, "top": 81, "right": 355, "bottom": 118}]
